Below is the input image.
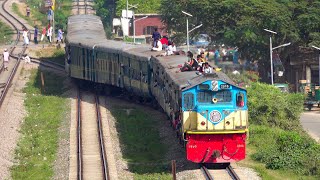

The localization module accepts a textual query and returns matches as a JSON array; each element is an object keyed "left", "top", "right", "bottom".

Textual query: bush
[
  {"left": 250, "top": 125, "right": 320, "bottom": 176},
  {"left": 227, "top": 71, "right": 259, "bottom": 87},
  {"left": 247, "top": 82, "right": 305, "bottom": 130}
]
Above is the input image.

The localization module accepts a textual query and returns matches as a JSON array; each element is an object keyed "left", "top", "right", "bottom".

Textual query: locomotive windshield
[{"left": 197, "top": 90, "right": 232, "bottom": 103}]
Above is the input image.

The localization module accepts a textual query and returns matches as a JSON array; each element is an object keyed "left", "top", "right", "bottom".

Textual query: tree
[
  {"left": 160, "top": 0, "right": 320, "bottom": 75},
  {"left": 115, "top": 0, "right": 161, "bottom": 15}
]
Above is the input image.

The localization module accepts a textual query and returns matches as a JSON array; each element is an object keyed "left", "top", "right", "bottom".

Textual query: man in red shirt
[{"left": 160, "top": 36, "right": 169, "bottom": 49}]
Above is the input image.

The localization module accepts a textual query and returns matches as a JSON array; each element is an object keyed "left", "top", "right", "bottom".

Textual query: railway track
[
  {"left": 72, "top": 0, "right": 95, "bottom": 15},
  {"left": 201, "top": 163, "right": 240, "bottom": 180},
  {"left": 0, "top": 0, "right": 66, "bottom": 108},
  {"left": 0, "top": 0, "right": 27, "bottom": 108},
  {"left": 76, "top": 89, "right": 109, "bottom": 179}
]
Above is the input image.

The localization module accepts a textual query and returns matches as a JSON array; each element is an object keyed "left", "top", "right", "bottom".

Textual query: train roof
[
  {"left": 67, "top": 15, "right": 106, "bottom": 44},
  {"left": 151, "top": 55, "right": 242, "bottom": 90},
  {"left": 66, "top": 14, "right": 244, "bottom": 91}
]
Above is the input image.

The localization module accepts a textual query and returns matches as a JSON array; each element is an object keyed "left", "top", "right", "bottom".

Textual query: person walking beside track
[
  {"left": 47, "top": 24, "right": 53, "bottom": 43},
  {"left": 34, "top": 26, "right": 38, "bottom": 44},
  {"left": 26, "top": 6, "right": 30, "bottom": 17},
  {"left": 3, "top": 49, "right": 9, "bottom": 71},
  {"left": 22, "top": 27, "right": 29, "bottom": 46},
  {"left": 40, "top": 26, "right": 46, "bottom": 42},
  {"left": 56, "top": 28, "right": 64, "bottom": 44}
]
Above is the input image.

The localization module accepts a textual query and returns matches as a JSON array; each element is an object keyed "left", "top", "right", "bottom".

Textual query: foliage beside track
[
  {"left": 115, "top": 0, "right": 161, "bottom": 15},
  {"left": 12, "top": 0, "right": 72, "bottom": 31},
  {"left": 110, "top": 106, "right": 171, "bottom": 179},
  {"left": 11, "top": 70, "right": 69, "bottom": 179},
  {"left": 0, "top": 20, "right": 14, "bottom": 45},
  {"left": 228, "top": 73, "right": 320, "bottom": 178},
  {"left": 247, "top": 82, "right": 305, "bottom": 130},
  {"left": 32, "top": 47, "right": 65, "bottom": 65},
  {"left": 249, "top": 125, "right": 320, "bottom": 177}
]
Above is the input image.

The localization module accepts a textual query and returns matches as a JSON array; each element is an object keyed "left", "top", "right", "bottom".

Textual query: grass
[
  {"left": 110, "top": 106, "right": 171, "bottom": 179},
  {"left": 0, "top": 20, "right": 14, "bottom": 45},
  {"left": 239, "top": 146, "right": 317, "bottom": 180},
  {"left": 12, "top": 0, "right": 72, "bottom": 31},
  {"left": 33, "top": 48, "right": 65, "bottom": 65},
  {"left": 237, "top": 125, "right": 320, "bottom": 180},
  {"left": 11, "top": 69, "right": 69, "bottom": 179},
  {"left": 12, "top": 3, "right": 36, "bottom": 27}
]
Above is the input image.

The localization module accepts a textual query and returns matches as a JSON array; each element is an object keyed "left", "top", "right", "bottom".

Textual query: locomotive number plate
[{"left": 220, "top": 84, "right": 230, "bottom": 89}]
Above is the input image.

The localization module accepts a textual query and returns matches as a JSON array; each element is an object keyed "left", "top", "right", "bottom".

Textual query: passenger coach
[{"left": 66, "top": 15, "right": 248, "bottom": 164}]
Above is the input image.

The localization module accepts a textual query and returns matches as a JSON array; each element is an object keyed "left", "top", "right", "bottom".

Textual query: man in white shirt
[
  {"left": 203, "top": 62, "right": 213, "bottom": 74},
  {"left": 3, "top": 49, "right": 9, "bottom": 71},
  {"left": 152, "top": 40, "right": 162, "bottom": 51},
  {"left": 23, "top": 54, "right": 31, "bottom": 64}
]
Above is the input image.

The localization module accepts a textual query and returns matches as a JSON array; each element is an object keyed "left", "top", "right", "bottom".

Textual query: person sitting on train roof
[
  {"left": 197, "top": 55, "right": 204, "bottom": 68},
  {"left": 176, "top": 51, "right": 198, "bottom": 73},
  {"left": 151, "top": 40, "right": 163, "bottom": 51},
  {"left": 203, "top": 62, "right": 213, "bottom": 74},
  {"left": 200, "top": 52, "right": 207, "bottom": 62},
  {"left": 156, "top": 41, "right": 174, "bottom": 57},
  {"left": 160, "top": 36, "right": 169, "bottom": 49}
]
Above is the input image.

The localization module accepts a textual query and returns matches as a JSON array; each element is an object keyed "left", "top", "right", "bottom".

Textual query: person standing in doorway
[
  {"left": 34, "top": 26, "right": 38, "bottom": 44},
  {"left": 40, "top": 26, "right": 46, "bottom": 42},
  {"left": 3, "top": 49, "right": 9, "bottom": 71},
  {"left": 26, "top": 6, "right": 30, "bottom": 17}
]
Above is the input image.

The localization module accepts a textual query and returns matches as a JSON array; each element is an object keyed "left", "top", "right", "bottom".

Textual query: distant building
[
  {"left": 286, "top": 47, "right": 319, "bottom": 91},
  {"left": 113, "top": 13, "right": 167, "bottom": 42},
  {"left": 131, "top": 14, "right": 167, "bottom": 36}
]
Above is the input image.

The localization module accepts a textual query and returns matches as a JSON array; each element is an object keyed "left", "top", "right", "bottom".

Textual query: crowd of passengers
[{"left": 151, "top": 28, "right": 218, "bottom": 74}]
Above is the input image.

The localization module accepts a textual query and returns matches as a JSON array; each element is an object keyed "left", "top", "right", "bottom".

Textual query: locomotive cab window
[
  {"left": 183, "top": 93, "right": 194, "bottom": 110},
  {"left": 215, "top": 91, "right": 232, "bottom": 102},
  {"left": 236, "top": 92, "right": 244, "bottom": 107}
]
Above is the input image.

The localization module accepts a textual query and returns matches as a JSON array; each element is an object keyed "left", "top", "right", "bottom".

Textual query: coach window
[{"left": 183, "top": 93, "right": 194, "bottom": 110}]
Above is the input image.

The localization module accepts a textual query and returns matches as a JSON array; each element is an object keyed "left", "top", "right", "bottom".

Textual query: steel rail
[
  {"left": 77, "top": 89, "right": 83, "bottom": 180},
  {"left": 9, "top": 54, "right": 65, "bottom": 71},
  {"left": 226, "top": 165, "right": 240, "bottom": 180},
  {"left": 0, "top": 0, "right": 27, "bottom": 107},
  {"left": 200, "top": 164, "right": 214, "bottom": 180},
  {"left": 95, "top": 95, "right": 109, "bottom": 180},
  {"left": 0, "top": 0, "right": 20, "bottom": 73}
]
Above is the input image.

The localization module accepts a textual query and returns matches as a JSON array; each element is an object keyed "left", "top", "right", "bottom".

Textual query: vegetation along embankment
[
  {"left": 12, "top": 0, "right": 72, "bottom": 31},
  {"left": 0, "top": 21, "right": 14, "bottom": 45},
  {"left": 109, "top": 101, "right": 171, "bottom": 179},
  {"left": 11, "top": 69, "right": 70, "bottom": 179},
  {"left": 230, "top": 73, "right": 320, "bottom": 179}
]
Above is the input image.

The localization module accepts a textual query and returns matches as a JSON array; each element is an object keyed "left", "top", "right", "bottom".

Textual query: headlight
[
  {"left": 209, "top": 110, "right": 221, "bottom": 122},
  {"left": 211, "top": 80, "right": 218, "bottom": 91}
]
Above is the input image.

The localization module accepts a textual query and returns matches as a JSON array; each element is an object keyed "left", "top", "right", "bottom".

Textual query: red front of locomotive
[{"left": 185, "top": 133, "right": 246, "bottom": 163}]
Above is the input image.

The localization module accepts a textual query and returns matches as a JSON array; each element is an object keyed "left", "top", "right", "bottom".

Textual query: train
[{"left": 65, "top": 14, "right": 248, "bottom": 164}]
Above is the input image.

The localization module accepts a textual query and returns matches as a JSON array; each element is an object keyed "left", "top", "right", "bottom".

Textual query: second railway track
[
  {"left": 77, "top": 90, "right": 109, "bottom": 179},
  {"left": 201, "top": 163, "right": 240, "bottom": 180},
  {"left": 72, "top": 0, "right": 95, "bottom": 15},
  {"left": 0, "top": 0, "right": 28, "bottom": 108}
]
